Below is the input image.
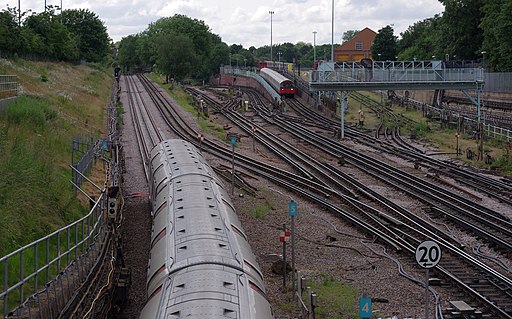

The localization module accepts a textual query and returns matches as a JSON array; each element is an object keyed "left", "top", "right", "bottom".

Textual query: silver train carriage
[
  {"left": 259, "top": 67, "right": 296, "bottom": 97},
  {"left": 139, "top": 139, "right": 274, "bottom": 319}
]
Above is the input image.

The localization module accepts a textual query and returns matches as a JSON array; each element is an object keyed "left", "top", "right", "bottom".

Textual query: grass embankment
[{"left": 0, "top": 59, "right": 113, "bottom": 256}]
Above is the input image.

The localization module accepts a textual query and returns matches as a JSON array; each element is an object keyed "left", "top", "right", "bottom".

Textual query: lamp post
[
  {"left": 331, "top": 0, "right": 334, "bottom": 62},
  {"left": 481, "top": 51, "right": 487, "bottom": 71},
  {"left": 269, "top": 11, "right": 274, "bottom": 62},
  {"left": 313, "top": 31, "right": 317, "bottom": 66},
  {"left": 378, "top": 53, "right": 381, "bottom": 61}
]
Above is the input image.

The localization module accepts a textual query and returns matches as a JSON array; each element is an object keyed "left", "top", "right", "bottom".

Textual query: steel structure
[{"left": 309, "top": 60, "right": 485, "bottom": 138}]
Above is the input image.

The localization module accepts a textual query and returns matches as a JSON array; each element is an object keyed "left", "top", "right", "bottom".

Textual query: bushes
[{"left": 2, "top": 96, "right": 56, "bottom": 129}]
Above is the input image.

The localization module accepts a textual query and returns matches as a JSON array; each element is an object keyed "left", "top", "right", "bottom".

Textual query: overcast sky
[{"left": 4, "top": 0, "right": 444, "bottom": 48}]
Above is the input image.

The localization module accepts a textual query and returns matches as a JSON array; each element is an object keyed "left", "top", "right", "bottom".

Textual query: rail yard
[
  {"left": 1, "top": 64, "right": 511, "bottom": 319},
  {"left": 113, "top": 69, "right": 512, "bottom": 319}
]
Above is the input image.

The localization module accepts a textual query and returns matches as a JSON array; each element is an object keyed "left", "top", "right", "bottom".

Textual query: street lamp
[
  {"left": 313, "top": 31, "right": 317, "bottom": 67},
  {"left": 331, "top": 0, "right": 334, "bottom": 62},
  {"left": 269, "top": 11, "right": 274, "bottom": 62},
  {"left": 378, "top": 53, "right": 381, "bottom": 61},
  {"left": 481, "top": 51, "right": 487, "bottom": 70}
]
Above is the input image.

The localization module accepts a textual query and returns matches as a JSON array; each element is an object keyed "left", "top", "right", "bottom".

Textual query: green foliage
[
  {"left": 0, "top": 6, "right": 107, "bottom": 62},
  {"left": 480, "top": 0, "right": 512, "bottom": 71},
  {"left": 0, "top": 96, "right": 86, "bottom": 256},
  {"left": 3, "top": 96, "right": 56, "bottom": 129},
  {"left": 342, "top": 30, "right": 359, "bottom": 43},
  {"left": 305, "top": 275, "right": 358, "bottom": 318},
  {"left": 397, "top": 16, "right": 442, "bottom": 60},
  {"left": 414, "top": 120, "right": 431, "bottom": 137},
  {"left": 157, "top": 31, "right": 197, "bottom": 81},
  {"left": 371, "top": 25, "right": 397, "bottom": 60},
  {"left": 438, "top": 0, "right": 483, "bottom": 61},
  {"left": 60, "top": 9, "right": 111, "bottom": 62},
  {"left": 492, "top": 156, "right": 512, "bottom": 172}
]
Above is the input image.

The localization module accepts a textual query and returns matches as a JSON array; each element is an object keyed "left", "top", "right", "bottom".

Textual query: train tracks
[{"left": 123, "top": 74, "right": 512, "bottom": 318}]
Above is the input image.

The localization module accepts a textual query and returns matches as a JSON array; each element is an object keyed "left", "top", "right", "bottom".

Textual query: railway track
[
  {"left": 125, "top": 74, "right": 512, "bottom": 318},
  {"left": 216, "top": 85, "right": 512, "bottom": 317}
]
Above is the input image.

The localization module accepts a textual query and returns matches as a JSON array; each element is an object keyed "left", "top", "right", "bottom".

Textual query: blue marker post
[
  {"left": 288, "top": 200, "right": 297, "bottom": 294},
  {"left": 359, "top": 296, "right": 372, "bottom": 318}
]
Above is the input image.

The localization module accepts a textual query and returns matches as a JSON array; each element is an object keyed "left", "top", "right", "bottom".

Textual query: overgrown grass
[
  {"left": 0, "top": 58, "right": 113, "bottom": 312},
  {"left": 303, "top": 275, "right": 359, "bottom": 318},
  {"left": 0, "top": 96, "right": 86, "bottom": 256}
]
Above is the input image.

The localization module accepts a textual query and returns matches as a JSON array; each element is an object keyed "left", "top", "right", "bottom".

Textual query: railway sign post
[
  {"left": 359, "top": 297, "right": 372, "bottom": 318},
  {"left": 197, "top": 133, "right": 204, "bottom": 152},
  {"left": 288, "top": 200, "right": 297, "bottom": 295},
  {"left": 415, "top": 240, "right": 442, "bottom": 319},
  {"left": 228, "top": 133, "right": 238, "bottom": 195},
  {"left": 280, "top": 224, "right": 290, "bottom": 289}
]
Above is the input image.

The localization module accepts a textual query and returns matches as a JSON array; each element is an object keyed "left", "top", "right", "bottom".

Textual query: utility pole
[
  {"left": 313, "top": 31, "right": 317, "bottom": 66},
  {"left": 269, "top": 11, "right": 274, "bottom": 63}
]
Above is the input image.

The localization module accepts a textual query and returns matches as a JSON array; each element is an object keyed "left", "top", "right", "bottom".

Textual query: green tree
[
  {"left": 480, "top": 0, "right": 512, "bottom": 71},
  {"left": 23, "top": 8, "right": 79, "bottom": 61},
  {"left": 60, "top": 9, "right": 110, "bottom": 62},
  {"left": 371, "top": 25, "right": 397, "bottom": 60},
  {"left": 342, "top": 30, "right": 359, "bottom": 43},
  {"left": 0, "top": 9, "right": 19, "bottom": 55},
  {"left": 118, "top": 35, "right": 141, "bottom": 72},
  {"left": 438, "top": 0, "right": 483, "bottom": 61},
  {"left": 156, "top": 31, "right": 196, "bottom": 81},
  {"left": 397, "top": 16, "right": 442, "bottom": 60}
]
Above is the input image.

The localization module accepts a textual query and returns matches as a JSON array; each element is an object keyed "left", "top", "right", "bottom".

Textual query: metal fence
[
  {"left": 483, "top": 73, "right": 512, "bottom": 93},
  {"left": 0, "top": 196, "right": 107, "bottom": 318},
  {"left": 404, "top": 97, "right": 512, "bottom": 142},
  {"left": 0, "top": 76, "right": 18, "bottom": 99},
  {"left": 0, "top": 80, "right": 120, "bottom": 318},
  {"left": 71, "top": 135, "right": 99, "bottom": 192}
]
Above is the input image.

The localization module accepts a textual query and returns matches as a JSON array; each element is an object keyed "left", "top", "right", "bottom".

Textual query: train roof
[{"left": 260, "top": 67, "right": 292, "bottom": 84}]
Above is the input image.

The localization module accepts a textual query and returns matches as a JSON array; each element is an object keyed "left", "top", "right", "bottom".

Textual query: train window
[
  {"left": 156, "top": 180, "right": 168, "bottom": 196},
  {"left": 154, "top": 201, "right": 167, "bottom": 218},
  {"left": 147, "top": 264, "right": 166, "bottom": 289},
  {"left": 249, "top": 280, "right": 267, "bottom": 298},
  {"left": 231, "top": 224, "right": 247, "bottom": 241},
  {"left": 244, "top": 260, "right": 264, "bottom": 281},
  {"left": 151, "top": 228, "right": 166, "bottom": 248},
  {"left": 147, "top": 284, "right": 163, "bottom": 301}
]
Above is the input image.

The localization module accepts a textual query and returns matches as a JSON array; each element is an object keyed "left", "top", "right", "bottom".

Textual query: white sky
[{"left": 4, "top": 0, "right": 445, "bottom": 47}]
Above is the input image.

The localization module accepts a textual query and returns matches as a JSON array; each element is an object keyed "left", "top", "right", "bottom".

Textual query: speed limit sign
[{"left": 415, "top": 240, "right": 442, "bottom": 269}]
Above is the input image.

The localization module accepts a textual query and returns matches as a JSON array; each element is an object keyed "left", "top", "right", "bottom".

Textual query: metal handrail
[
  {"left": 1, "top": 194, "right": 106, "bottom": 316},
  {"left": 0, "top": 79, "right": 120, "bottom": 317},
  {"left": 0, "top": 75, "right": 18, "bottom": 98}
]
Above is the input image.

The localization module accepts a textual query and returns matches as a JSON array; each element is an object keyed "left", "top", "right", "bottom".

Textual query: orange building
[{"left": 334, "top": 27, "right": 377, "bottom": 62}]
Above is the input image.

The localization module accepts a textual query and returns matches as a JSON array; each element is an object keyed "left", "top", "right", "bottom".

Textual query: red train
[{"left": 259, "top": 67, "right": 296, "bottom": 97}]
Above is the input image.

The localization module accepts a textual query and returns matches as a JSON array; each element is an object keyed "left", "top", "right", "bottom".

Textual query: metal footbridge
[
  {"left": 309, "top": 61, "right": 485, "bottom": 138},
  {"left": 309, "top": 61, "right": 484, "bottom": 91}
]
